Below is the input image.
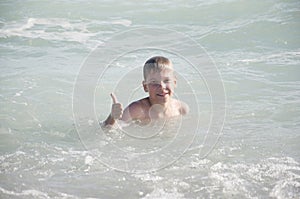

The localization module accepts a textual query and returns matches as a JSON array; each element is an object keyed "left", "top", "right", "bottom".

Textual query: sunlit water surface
[{"left": 1, "top": 0, "right": 300, "bottom": 198}]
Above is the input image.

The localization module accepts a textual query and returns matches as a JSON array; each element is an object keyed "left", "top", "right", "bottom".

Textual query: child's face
[{"left": 143, "top": 69, "right": 177, "bottom": 104}]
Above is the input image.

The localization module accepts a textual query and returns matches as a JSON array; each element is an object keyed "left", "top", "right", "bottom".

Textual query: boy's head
[
  {"left": 142, "top": 56, "right": 177, "bottom": 104},
  {"left": 143, "top": 56, "right": 174, "bottom": 80}
]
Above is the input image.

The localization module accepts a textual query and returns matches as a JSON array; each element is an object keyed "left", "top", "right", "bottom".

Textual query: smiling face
[{"left": 143, "top": 68, "right": 177, "bottom": 105}]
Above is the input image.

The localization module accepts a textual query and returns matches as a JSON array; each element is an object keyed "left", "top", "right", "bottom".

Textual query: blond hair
[{"left": 143, "top": 56, "right": 173, "bottom": 80}]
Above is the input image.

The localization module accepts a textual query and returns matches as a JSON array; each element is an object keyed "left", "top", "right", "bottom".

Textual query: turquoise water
[{"left": 1, "top": 0, "right": 300, "bottom": 198}]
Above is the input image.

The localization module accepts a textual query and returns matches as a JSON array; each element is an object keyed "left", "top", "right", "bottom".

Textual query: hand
[{"left": 110, "top": 93, "right": 123, "bottom": 120}]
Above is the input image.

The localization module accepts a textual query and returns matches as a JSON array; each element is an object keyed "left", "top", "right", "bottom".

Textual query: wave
[{"left": 0, "top": 17, "right": 132, "bottom": 49}]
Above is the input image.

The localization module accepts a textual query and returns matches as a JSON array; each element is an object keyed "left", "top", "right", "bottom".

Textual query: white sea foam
[
  {"left": 141, "top": 187, "right": 185, "bottom": 199},
  {"left": 237, "top": 51, "right": 300, "bottom": 65},
  {"left": 209, "top": 157, "right": 300, "bottom": 197},
  {"left": 0, "top": 17, "right": 129, "bottom": 48},
  {"left": 270, "top": 180, "right": 300, "bottom": 199},
  {"left": 0, "top": 187, "right": 50, "bottom": 198}
]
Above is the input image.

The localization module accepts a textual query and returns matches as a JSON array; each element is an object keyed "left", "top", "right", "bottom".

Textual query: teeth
[{"left": 157, "top": 93, "right": 168, "bottom": 96}]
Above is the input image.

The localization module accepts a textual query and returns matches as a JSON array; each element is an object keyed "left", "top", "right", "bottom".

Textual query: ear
[
  {"left": 173, "top": 73, "right": 177, "bottom": 88},
  {"left": 142, "top": 80, "right": 148, "bottom": 92}
]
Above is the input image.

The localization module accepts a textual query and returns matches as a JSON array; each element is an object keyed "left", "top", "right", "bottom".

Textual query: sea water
[{"left": 1, "top": 0, "right": 300, "bottom": 198}]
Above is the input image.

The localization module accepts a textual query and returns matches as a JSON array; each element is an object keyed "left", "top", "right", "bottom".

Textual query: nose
[{"left": 157, "top": 81, "right": 167, "bottom": 89}]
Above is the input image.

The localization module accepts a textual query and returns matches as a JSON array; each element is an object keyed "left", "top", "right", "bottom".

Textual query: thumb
[{"left": 110, "top": 93, "right": 118, "bottom": 104}]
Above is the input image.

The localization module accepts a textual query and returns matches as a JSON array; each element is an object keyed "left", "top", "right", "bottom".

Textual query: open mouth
[{"left": 157, "top": 93, "right": 169, "bottom": 97}]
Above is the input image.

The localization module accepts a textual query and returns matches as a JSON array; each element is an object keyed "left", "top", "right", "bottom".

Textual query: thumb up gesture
[{"left": 110, "top": 93, "right": 123, "bottom": 120}]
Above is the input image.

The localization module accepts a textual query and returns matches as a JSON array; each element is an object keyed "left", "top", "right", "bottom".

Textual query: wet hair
[{"left": 143, "top": 56, "right": 173, "bottom": 80}]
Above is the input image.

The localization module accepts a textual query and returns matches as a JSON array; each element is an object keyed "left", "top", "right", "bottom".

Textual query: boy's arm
[
  {"left": 102, "top": 93, "right": 123, "bottom": 127},
  {"left": 103, "top": 113, "right": 116, "bottom": 126},
  {"left": 102, "top": 95, "right": 147, "bottom": 127},
  {"left": 122, "top": 101, "right": 145, "bottom": 122}
]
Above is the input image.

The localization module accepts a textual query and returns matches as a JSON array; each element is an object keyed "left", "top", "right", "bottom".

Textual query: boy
[{"left": 103, "top": 56, "right": 189, "bottom": 127}]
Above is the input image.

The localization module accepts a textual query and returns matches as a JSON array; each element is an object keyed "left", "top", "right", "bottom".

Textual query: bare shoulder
[
  {"left": 122, "top": 97, "right": 150, "bottom": 121},
  {"left": 174, "top": 99, "right": 189, "bottom": 115}
]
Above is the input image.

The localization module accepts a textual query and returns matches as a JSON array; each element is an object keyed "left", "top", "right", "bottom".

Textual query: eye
[
  {"left": 164, "top": 79, "right": 172, "bottom": 84},
  {"left": 150, "top": 80, "right": 158, "bottom": 84}
]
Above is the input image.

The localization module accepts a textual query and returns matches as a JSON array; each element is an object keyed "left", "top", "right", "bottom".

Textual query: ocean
[{"left": 0, "top": 0, "right": 300, "bottom": 198}]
